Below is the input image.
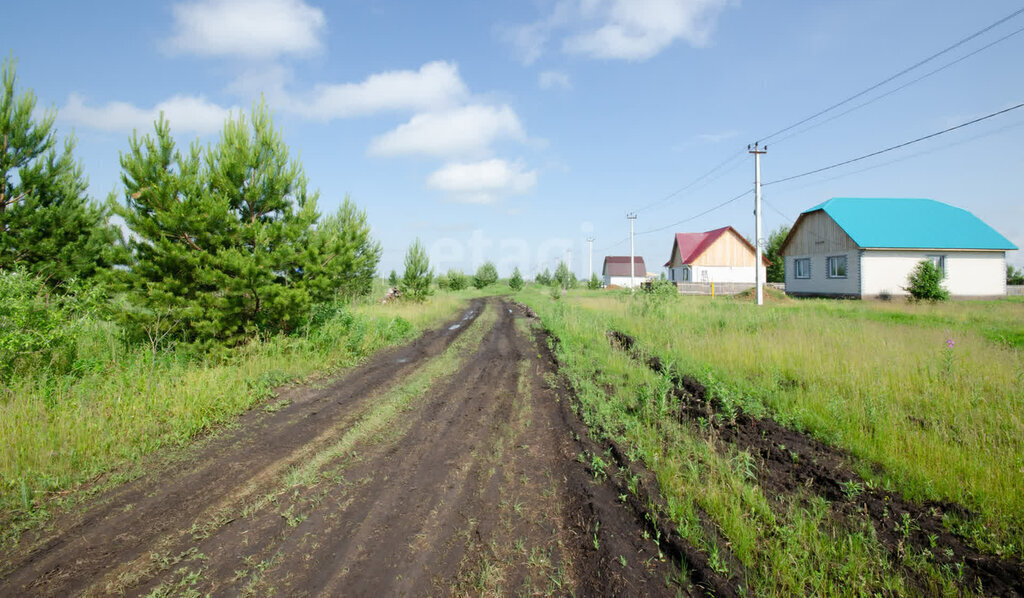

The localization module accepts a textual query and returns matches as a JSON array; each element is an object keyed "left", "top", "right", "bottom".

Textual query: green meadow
[{"left": 518, "top": 286, "right": 1024, "bottom": 595}]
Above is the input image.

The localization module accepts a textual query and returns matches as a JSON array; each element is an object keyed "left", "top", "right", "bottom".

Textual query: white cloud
[
  {"left": 60, "top": 93, "right": 236, "bottom": 135},
  {"left": 167, "top": 0, "right": 326, "bottom": 59},
  {"left": 506, "top": 0, "right": 731, "bottom": 62},
  {"left": 427, "top": 159, "right": 537, "bottom": 204},
  {"left": 538, "top": 70, "right": 571, "bottom": 90},
  {"left": 696, "top": 130, "right": 737, "bottom": 143},
  {"left": 290, "top": 61, "right": 468, "bottom": 120},
  {"left": 368, "top": 105, "right": 526, "bottom": 158}
]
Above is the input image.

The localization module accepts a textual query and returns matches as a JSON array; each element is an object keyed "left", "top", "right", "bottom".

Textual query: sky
[{"left": 5, "top": 0, "right": 1024, "bottom": 276}]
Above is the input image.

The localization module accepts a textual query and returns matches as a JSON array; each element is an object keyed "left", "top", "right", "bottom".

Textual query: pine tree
[
  {"left": 0, "top": 57, "right": 118, "bottom": 286},
  {"left": 535, "top": 268, "right": 551, "bottom": 286},
  {"left": 553, "top": 261, "right": 572, "bottom": 289},
  {"left": 388, "top": 269, "right": 399, "bottom": 287},
  {"left": 473, "top": 261, "right": 498, "bottom": 289},
  {"left": 114, "top": 101, "right": 366, "bottom": 346},
  {"left": 302, "top": 196, "right": 381, "bottom": 301},
  {"left": 400, "top": 238, "right": 433, "bottom": 301},
  {"left": 587, "top": 272, "right": 601, "bottom": 289},
  {"left": 765, "top": 225, "right": 789, "bottom": 283},
  {"left": 508, "top": 267, "right": 524, "bottom": 291}
]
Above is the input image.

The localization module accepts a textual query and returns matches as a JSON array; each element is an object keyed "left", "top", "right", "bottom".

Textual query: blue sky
[{"left": 6, "top": 0, "right": 1024, "bottom": 276}]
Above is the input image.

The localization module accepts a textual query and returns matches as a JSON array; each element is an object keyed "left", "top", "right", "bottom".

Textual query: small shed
[
  {"left": 602, "top": 256, "right": 646, "bottom": 288},
  {"left": 779, "top": 197, "right": 1017, "bottom": 299},
  {"left": 664, "top": 226, "right": 768, "bottom": 284}
]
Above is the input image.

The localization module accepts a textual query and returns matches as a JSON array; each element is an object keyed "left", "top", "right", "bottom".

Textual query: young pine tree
[
  {"left": 508, "top": 267, "right": 524, "bottom": 291},
  {"left": 473, "top": 261, "right": 498, "bottom": 289},
  {"left": 905, "top": 259, "right": 949, "bottom": 302},
  {"left": 388, "top": 269, "right": 399, "bottom": 287},
  {"left": 587, "top": 272, "right": 601, "bottom": 289},
  {"left": 401, "top": 238, "right": 433, "bottom": 301},
  {"left": 115, "top": 101, "right": 362, "bottom": 346},
  {"left": 0, "top": 57, "right": 119, "bottom": 286}
]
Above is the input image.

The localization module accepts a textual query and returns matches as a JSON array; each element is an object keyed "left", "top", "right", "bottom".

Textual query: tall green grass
[
  {"left": 518, "top": 286, "right": 1024, "bottom": 595},
  {"left": 0, "top": 287, "right": 470, "bottom": 547}
]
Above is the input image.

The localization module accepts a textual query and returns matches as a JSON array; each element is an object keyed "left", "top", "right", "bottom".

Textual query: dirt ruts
[
  {"left": 609, "top": 328, "right": 1024, "bottom": 597},
  {"left": 0, "top": 300, "right": 706, "bottom": 597}
]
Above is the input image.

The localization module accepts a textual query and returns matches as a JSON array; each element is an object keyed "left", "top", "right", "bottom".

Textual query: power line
[
  {"left": 764, "top": 101, "right": 1024, "bottom": 186},
  {"left": 636, "top": 188, "right": 752, "bottom": 237},
  {"left": 783, "top": 117, "right": 1024, "bottom": 192},
  {"left": 770, "top": 23, "right": 1024, "bottom": 147},
  {"left": 756, "top": 7, "right": 1024, "bottom": 145},
  {"left": 633, "top": 149, "right": 746, "bottom": 214}
]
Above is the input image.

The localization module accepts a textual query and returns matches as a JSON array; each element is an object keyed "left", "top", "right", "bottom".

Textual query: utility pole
[
  {"left": 587, "top": 237, "right": 596, "bottom": 280},
  {"left": 748, "top": 143, "right": 767, "bottom": 306},
  {"left": 627, "top": 213, "right": 637, "bottom": 290}
]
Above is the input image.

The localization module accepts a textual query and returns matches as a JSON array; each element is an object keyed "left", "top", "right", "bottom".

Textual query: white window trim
[
  {"left": 826, "top": 255, "right": 847, "bottom": 279},
  {"left": 794, "top": 258, "right": 811, "bottom": 279},
  {"left": 926, "top": 254, "right": 946, "bottom": 275}
]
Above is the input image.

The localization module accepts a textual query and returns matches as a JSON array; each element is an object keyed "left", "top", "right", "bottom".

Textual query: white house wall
[
  {"left": 785, "top": 250, "right": 861, "bottom": 297},
  {"left": 604, "top": 275, "right": 644, "bottom": 288},
  {"left": 668, "top": 265, "right": 766, "bottom": 283},
  {"left": 861, "top": 250, "right": 1006, "bottom": 298}
]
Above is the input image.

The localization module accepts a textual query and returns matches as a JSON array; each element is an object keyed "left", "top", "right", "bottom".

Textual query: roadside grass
[
  {"left": 518, "top": 286, "right": 1024, "bottom": 595},
  {"left": 0, "top": 293, "right": 469, "bottom": 550}
]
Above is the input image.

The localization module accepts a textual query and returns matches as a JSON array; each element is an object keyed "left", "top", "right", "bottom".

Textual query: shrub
[
  {"left": 400, "top": 238, "right": 433, "bottom": 301},
  {"left": 535, "top": 268, "right": 552, "bottom": 286},
  {"left": 473, "top": 262, "right": 498, "bottom": 289},
  {"left": 904, "top": 259, "right": 949, "bottom": 302},
  {"left": 508, "top": 267, "right": 524, "bottom": 291},
  {"left": 553, "top": 261, "right": 573, "bottom": 289},
  {"left": 446, "top": 269, "right": 469, "bottom": 291},
  {"left": 1008, "top": 265, "right": 1024, "bottom": 285},
  {"left": 587, "top": 273, "right": 601, "bottom": 289}
]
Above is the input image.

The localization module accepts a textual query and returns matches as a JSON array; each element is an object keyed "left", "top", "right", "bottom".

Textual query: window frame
[
  {"left": 926, "top": 254, "right": 946, "bottom": 275},
  {"left": 826, "top": 255, "right": 848, "bottom": 279},
  {"left": 794, "top": 258, "right": 811, "bottom": 279}
]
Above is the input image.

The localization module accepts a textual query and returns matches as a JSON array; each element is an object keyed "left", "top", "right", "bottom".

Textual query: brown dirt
[
  {"left": 609, "top": 329, "right": 1024, "bottom": 597},
  {"left": 0, "top": 299, "right": 706, "bottom": 597}
]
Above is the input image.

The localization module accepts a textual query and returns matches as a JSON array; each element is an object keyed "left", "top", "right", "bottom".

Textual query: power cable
[
  {"left": 756, "top": 7, "right": 1024, "bottom": 145},
  {"left": 633, "top": 149, "right": 746, "bottom": 214},
  {"left": 636, "top": 188, "right": 753, "bottom": 237},
  {"left": 770, "top": 23, "right": 1024, "bottom": 147},
  {"left": 764, "top": 101, "right": 1024, "bottom": 186}
]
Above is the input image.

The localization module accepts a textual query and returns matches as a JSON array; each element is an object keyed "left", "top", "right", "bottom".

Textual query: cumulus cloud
[
  {"left": 60, "top": 93, "right": 236, "bottom": 135},
  {"left": 368, "top": 105, "right": 526, "bottom": 158},
  {"left": 538, "top": 70, "right": 571, "bottom": 90},
  {"left": 166, "top": 0, "right": 326, "bottom": 59},
  {"left": 506, "top": 0, "right": 730, "bottom": 63},
  {"left": 427, "top": 159, "right": 537, "bottom": 204},
  {"left": 288, "top": 61, "right": 468, "bottom": 120}
]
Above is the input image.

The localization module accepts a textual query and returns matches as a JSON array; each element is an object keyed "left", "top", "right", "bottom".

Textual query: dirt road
[{"left": 1, "top": 298, "right": 694, "bottom": 597}]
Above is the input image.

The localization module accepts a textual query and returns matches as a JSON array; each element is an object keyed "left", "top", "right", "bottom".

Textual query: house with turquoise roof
[{"left": 779, "top": 198, "right": 1017, "bottom": 299}]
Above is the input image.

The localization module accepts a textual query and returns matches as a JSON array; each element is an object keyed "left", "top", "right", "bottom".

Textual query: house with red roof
[
  {"left": 602, "top": 256, "right": 647, "bottom": 288},
  {"left": 664, "top": 226, "right": 768, "bottom": 285}
]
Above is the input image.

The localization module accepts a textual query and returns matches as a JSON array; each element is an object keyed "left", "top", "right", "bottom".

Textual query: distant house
[
  {"left": 602, "top": 256, "right": 646, "bottom": 288},
  {"left": 664, "top": 226, "right": 768, "bottom": 284},
  {"left": 780, "top": 197, "right": 1017, "bottom": 299}
]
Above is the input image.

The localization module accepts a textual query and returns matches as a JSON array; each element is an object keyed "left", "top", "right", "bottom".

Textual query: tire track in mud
[
  {"left": 0, "top": 299, "right": 484, "bottom": 597},
  {"left": 609, "top": 329, "right": 1024, "bottom": 597},
  {"left": 1, "top": 299, "right": 702, "bottom": 597}
]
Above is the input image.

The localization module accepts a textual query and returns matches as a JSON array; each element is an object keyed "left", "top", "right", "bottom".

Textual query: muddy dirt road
[{"left": 1, "top": 298, "right": 692, "bottom": 597}]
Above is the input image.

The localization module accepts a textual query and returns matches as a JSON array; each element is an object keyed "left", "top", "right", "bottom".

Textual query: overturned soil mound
[{"left": 609, "top": 329, "right": 1024, "bottom": 597}]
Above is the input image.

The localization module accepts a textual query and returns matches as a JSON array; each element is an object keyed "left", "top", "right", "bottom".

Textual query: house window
[
  {"left": 826, "top": 255, "right": 847, "bottom": 279},
  {"left": 681, "top": 266, "right": 691, "bottom": 282},
  {"left": 926, "top": 255, "right": 946, "bottom": 274},
  {"left": 794, "top": 258, "right": 811, "bottom": 279}
]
